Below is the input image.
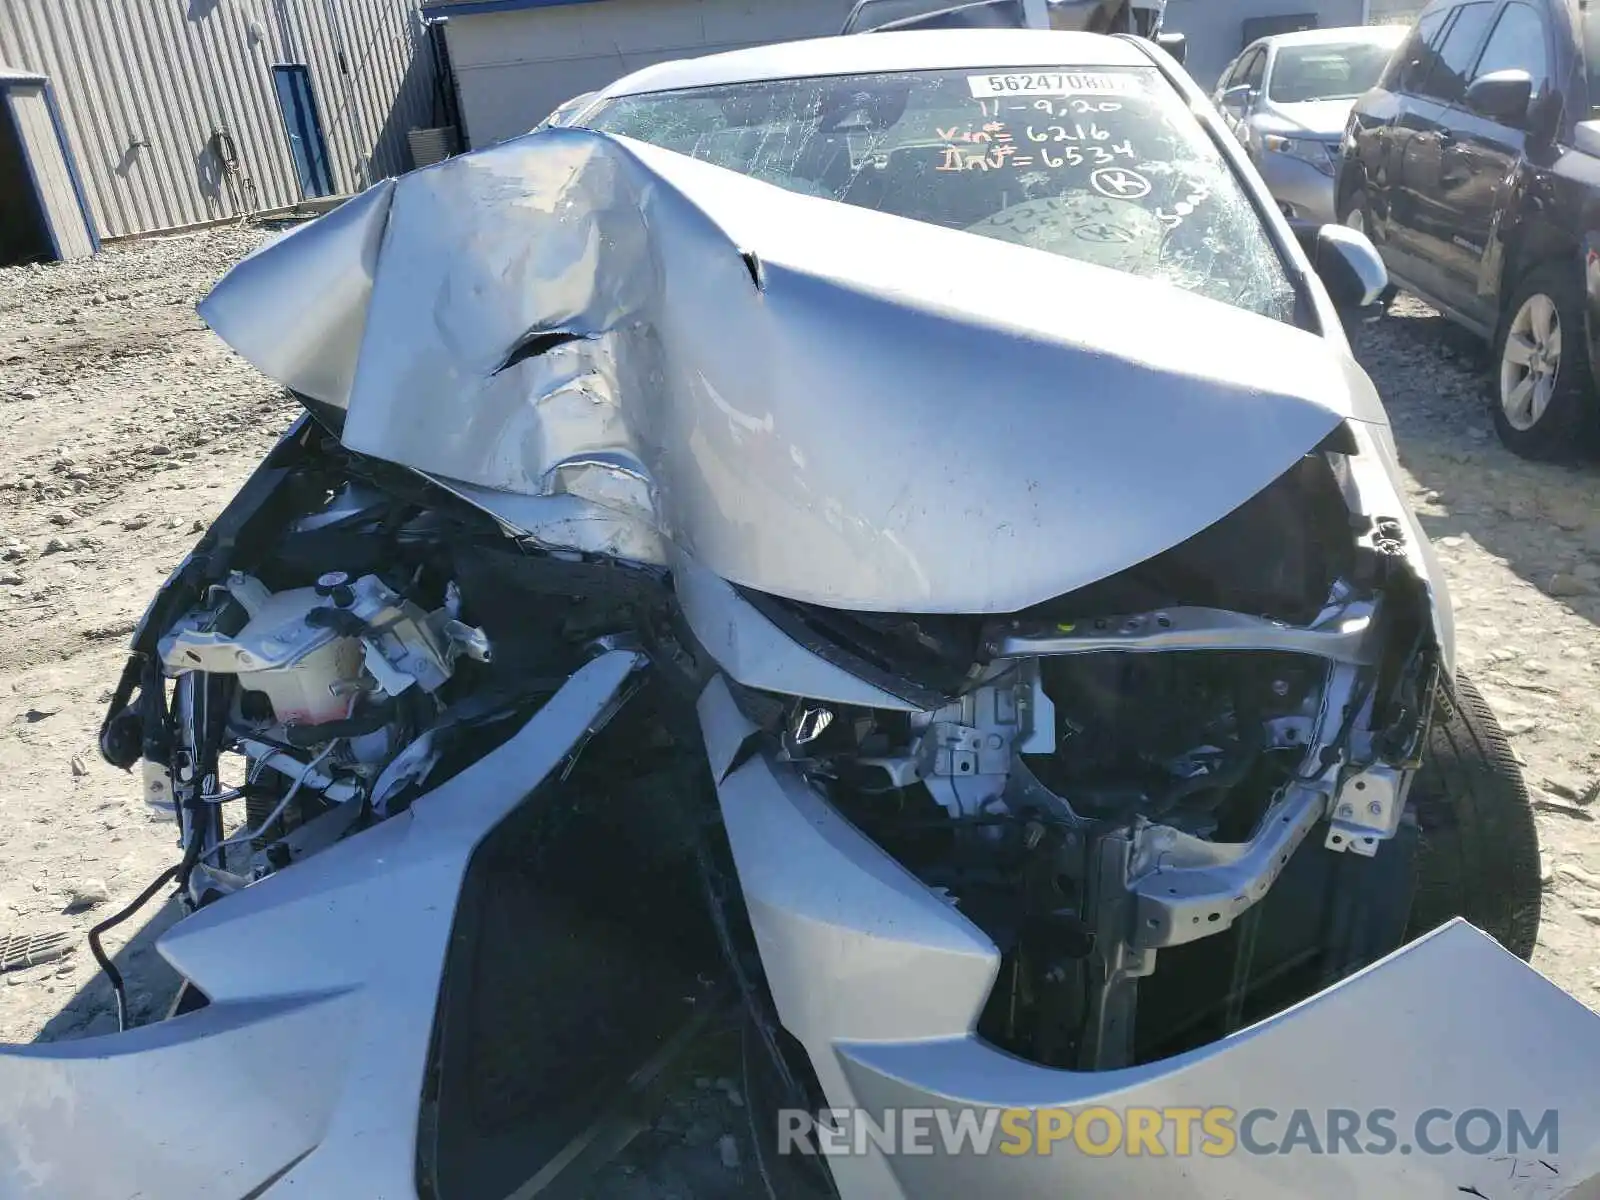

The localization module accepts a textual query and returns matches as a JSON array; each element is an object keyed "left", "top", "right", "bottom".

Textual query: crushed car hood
[{"left": 201, "top": 127, "right": 1392, "bottom": 614}]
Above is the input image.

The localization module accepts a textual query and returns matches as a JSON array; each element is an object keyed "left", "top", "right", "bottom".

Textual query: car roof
[
  {"left": 594, "top": 29, "right": 1154, "bottom": 100},
  {"left": 1261, "top": 24, "right": 1409, "bottom": 51}
]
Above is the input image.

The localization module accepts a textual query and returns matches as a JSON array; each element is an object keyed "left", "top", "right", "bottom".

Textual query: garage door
[
  {"left": 1, "top": 79, "right": 95, "bottom": 261},
  {"left": 444, "top": 0, "right": 857, "bottom": 148}
]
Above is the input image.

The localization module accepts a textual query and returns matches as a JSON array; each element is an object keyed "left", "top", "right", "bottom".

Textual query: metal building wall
[
  {"left": 440, "top": 0, "right": 855, "bottom": 149},
  {"left": 0, "top": 0, "right": 437, "bottom": 239},
  {"left": 1165, "top": 0, "right": 1365, "bottom": 87}
]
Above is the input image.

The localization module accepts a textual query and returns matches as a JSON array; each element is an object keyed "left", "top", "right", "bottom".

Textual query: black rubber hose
[
  {"left": 283, "top": 696, "right": 396, "bottom": 746},
  {"left": 93, "top": 805, "right": 211, "bottom": 1033},
  {"left": 87, "top": 864, "right": 181, "bottom": 1033},
  {"left": 1152, "top": 701, "right": 1265, "bottom": 818}
]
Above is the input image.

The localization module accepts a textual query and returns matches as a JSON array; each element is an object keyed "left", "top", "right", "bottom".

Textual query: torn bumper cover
[
  {"left": 0, "top": 650, "right": 644, "bottom": 1199},
  {"left": 703, "top": 674, "right": 1600, "bottom": 1199},
  {"left": 5, "top": 663, "right": 1596, "bottom": 1199}
]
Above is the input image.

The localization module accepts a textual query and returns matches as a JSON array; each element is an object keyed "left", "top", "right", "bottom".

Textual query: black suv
[{"left": 1338, "top": 0, "right": 1600, "bottom": 458}]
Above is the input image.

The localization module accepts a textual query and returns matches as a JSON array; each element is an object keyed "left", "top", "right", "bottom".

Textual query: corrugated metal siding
[
  {"left": 1166, "top": 0, "right": 1366, "bottom": 87},
  {"left": 0, "top": 0, "right": 437, "bottom": 238},
  {"left": 445, "top": 0, "right": 854, "bottom": 147}
]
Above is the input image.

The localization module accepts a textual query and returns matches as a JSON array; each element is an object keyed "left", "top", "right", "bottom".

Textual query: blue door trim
[{"left": 271, "top": 63, "right": 335, "bottom": 199}]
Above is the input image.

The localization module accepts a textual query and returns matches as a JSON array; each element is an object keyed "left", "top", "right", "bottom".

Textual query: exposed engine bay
[
  {"left": 99, "top": 417, "right": 1440, "bottom": 1074},
  {"left": 102, "top": 442, "right": 645, "bottom": 908}
]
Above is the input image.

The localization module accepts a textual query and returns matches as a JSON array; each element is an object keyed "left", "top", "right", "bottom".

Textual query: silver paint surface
[
  {"left": 0, "top": 650, "right": 644, "bottom": 1199},
  {"left": 700, "top": 675, "right": 1600, "bottom": 1199},
  {"left": 1318, "top": 222, "right": 1390, "bottom": 308},
  {"left": 199, "top": 181, "right": 393, "bottom": 410},
  {"left": 673, "top": 549, "right": 924, "bottom": 711},
  {"left": 837, "top": 922, "right": 1600, "bottom": 1197},
  {"left": 201, "top": 124, "right": 1398, "bottom": 614}
]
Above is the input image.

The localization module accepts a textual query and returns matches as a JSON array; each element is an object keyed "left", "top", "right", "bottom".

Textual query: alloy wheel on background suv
[
  {"left": 1499, "top": 292, "right": 1561, "bottom": 432},
  {"left": 1491, "top": 263, "right": 1600, "bottom": 460}
]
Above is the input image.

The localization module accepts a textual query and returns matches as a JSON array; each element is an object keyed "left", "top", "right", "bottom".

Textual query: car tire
[
  {"left": 1405, "top": 673, "right": 1541, "bottom": 960},
  {"left": 1490, "top": 262, "right": 1600, "bottom": 460},
  {"left": 1339, "top": 188, "right": 1397, "bottom": 308}
]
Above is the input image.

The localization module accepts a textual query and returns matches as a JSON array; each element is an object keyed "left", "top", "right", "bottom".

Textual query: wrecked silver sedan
[{"left": 4, "top": 26, "right": 1598, "bottom": 1200}]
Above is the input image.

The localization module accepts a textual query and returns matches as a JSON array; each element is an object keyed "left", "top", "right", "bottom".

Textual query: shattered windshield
[{"left": 585, "top": 66, "right": 1299, "bottom": 323}]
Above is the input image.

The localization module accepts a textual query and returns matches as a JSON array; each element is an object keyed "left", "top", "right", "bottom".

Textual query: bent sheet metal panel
[
  {"left": 202, "top": 126, "right": 1395, "bottom": 615},
  {"left": 0, "top": 992, "right": 356, "bottom": 1198},
  {"left": 0, "top": 649, "right": 644, "bottom": 1199},
  {"left": 837, "top": 922, "right": 1600, "bottom": 1198},
  {"left": 197, "top": 180, "right": 395, "bottom": 411},
  {"left": 699, "top": 671, "right": 1600, "bottom": 1199}
]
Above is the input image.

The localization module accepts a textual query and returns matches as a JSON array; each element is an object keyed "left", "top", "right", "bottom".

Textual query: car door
[
  {"left": 1388, "top": 0, "right": 1499, "bottom": 296},
  {"left": 1357, "top": 7, "right": 1451, "bottom": 266},
  {"left": 1218, "top": 47, "right": 1267, "bottom": 145},
  {"left": 1431, "top": 0, "right": 1550, "bottom": 323},
  {"left": 1213, "top": 49, "right": 1248, "bottom": 122}
]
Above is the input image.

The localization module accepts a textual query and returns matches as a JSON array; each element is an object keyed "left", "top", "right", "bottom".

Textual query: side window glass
[
  {"left": 1419, "top": 1, "right": 1498, "bottom": 102},
  {"left": 1470, "top": 3, "right": 1549, "bottom": 96},
  {"left": 1390, "top": 8, "right": 1450, "bottom": 91},
  {"left": 1218, "top": 55, "right": 1243, "bottom": 91},
  {"left": 1242, "top": 49, "right": 1268, "bottom": 90},
  {"left": 1220, "top": 49, "right": 1261, "bottom": 102}
]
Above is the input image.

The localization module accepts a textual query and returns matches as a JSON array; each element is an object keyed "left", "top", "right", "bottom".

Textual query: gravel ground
[
  {"left": 1359, "top": 295, "right": 1600, "bottom": 1005},
  {"left": 0, "top": 230, "right": 1597, "bottom": 1186},
  {"left": 0, "top": 226, "right": 298, "bottom": 1041}
]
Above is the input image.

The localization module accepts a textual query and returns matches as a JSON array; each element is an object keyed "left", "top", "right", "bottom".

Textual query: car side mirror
[
  {"left": 1298, "top": 222, "right": 1388, "bottom": 315},
  {"left": 1220, "top": 83, "right": 1256, "bottom": 110},
  {"left": 1464, "top": 69, "right": 1532, "bottom": 125},
  {"left": 1155, "top": 32, "right": 1187, "bottom": 64}
]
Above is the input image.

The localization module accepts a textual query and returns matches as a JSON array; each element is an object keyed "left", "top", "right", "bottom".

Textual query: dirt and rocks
[
  {"left": 0, "top": 226, "right": 299, "bottom": 1041},
  {"left": 1360, "top": 296, "right": 1600, "bottom": 1000},
  {"left": 0, "top": 233, "right": 1596, "bottom": 1175}
]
